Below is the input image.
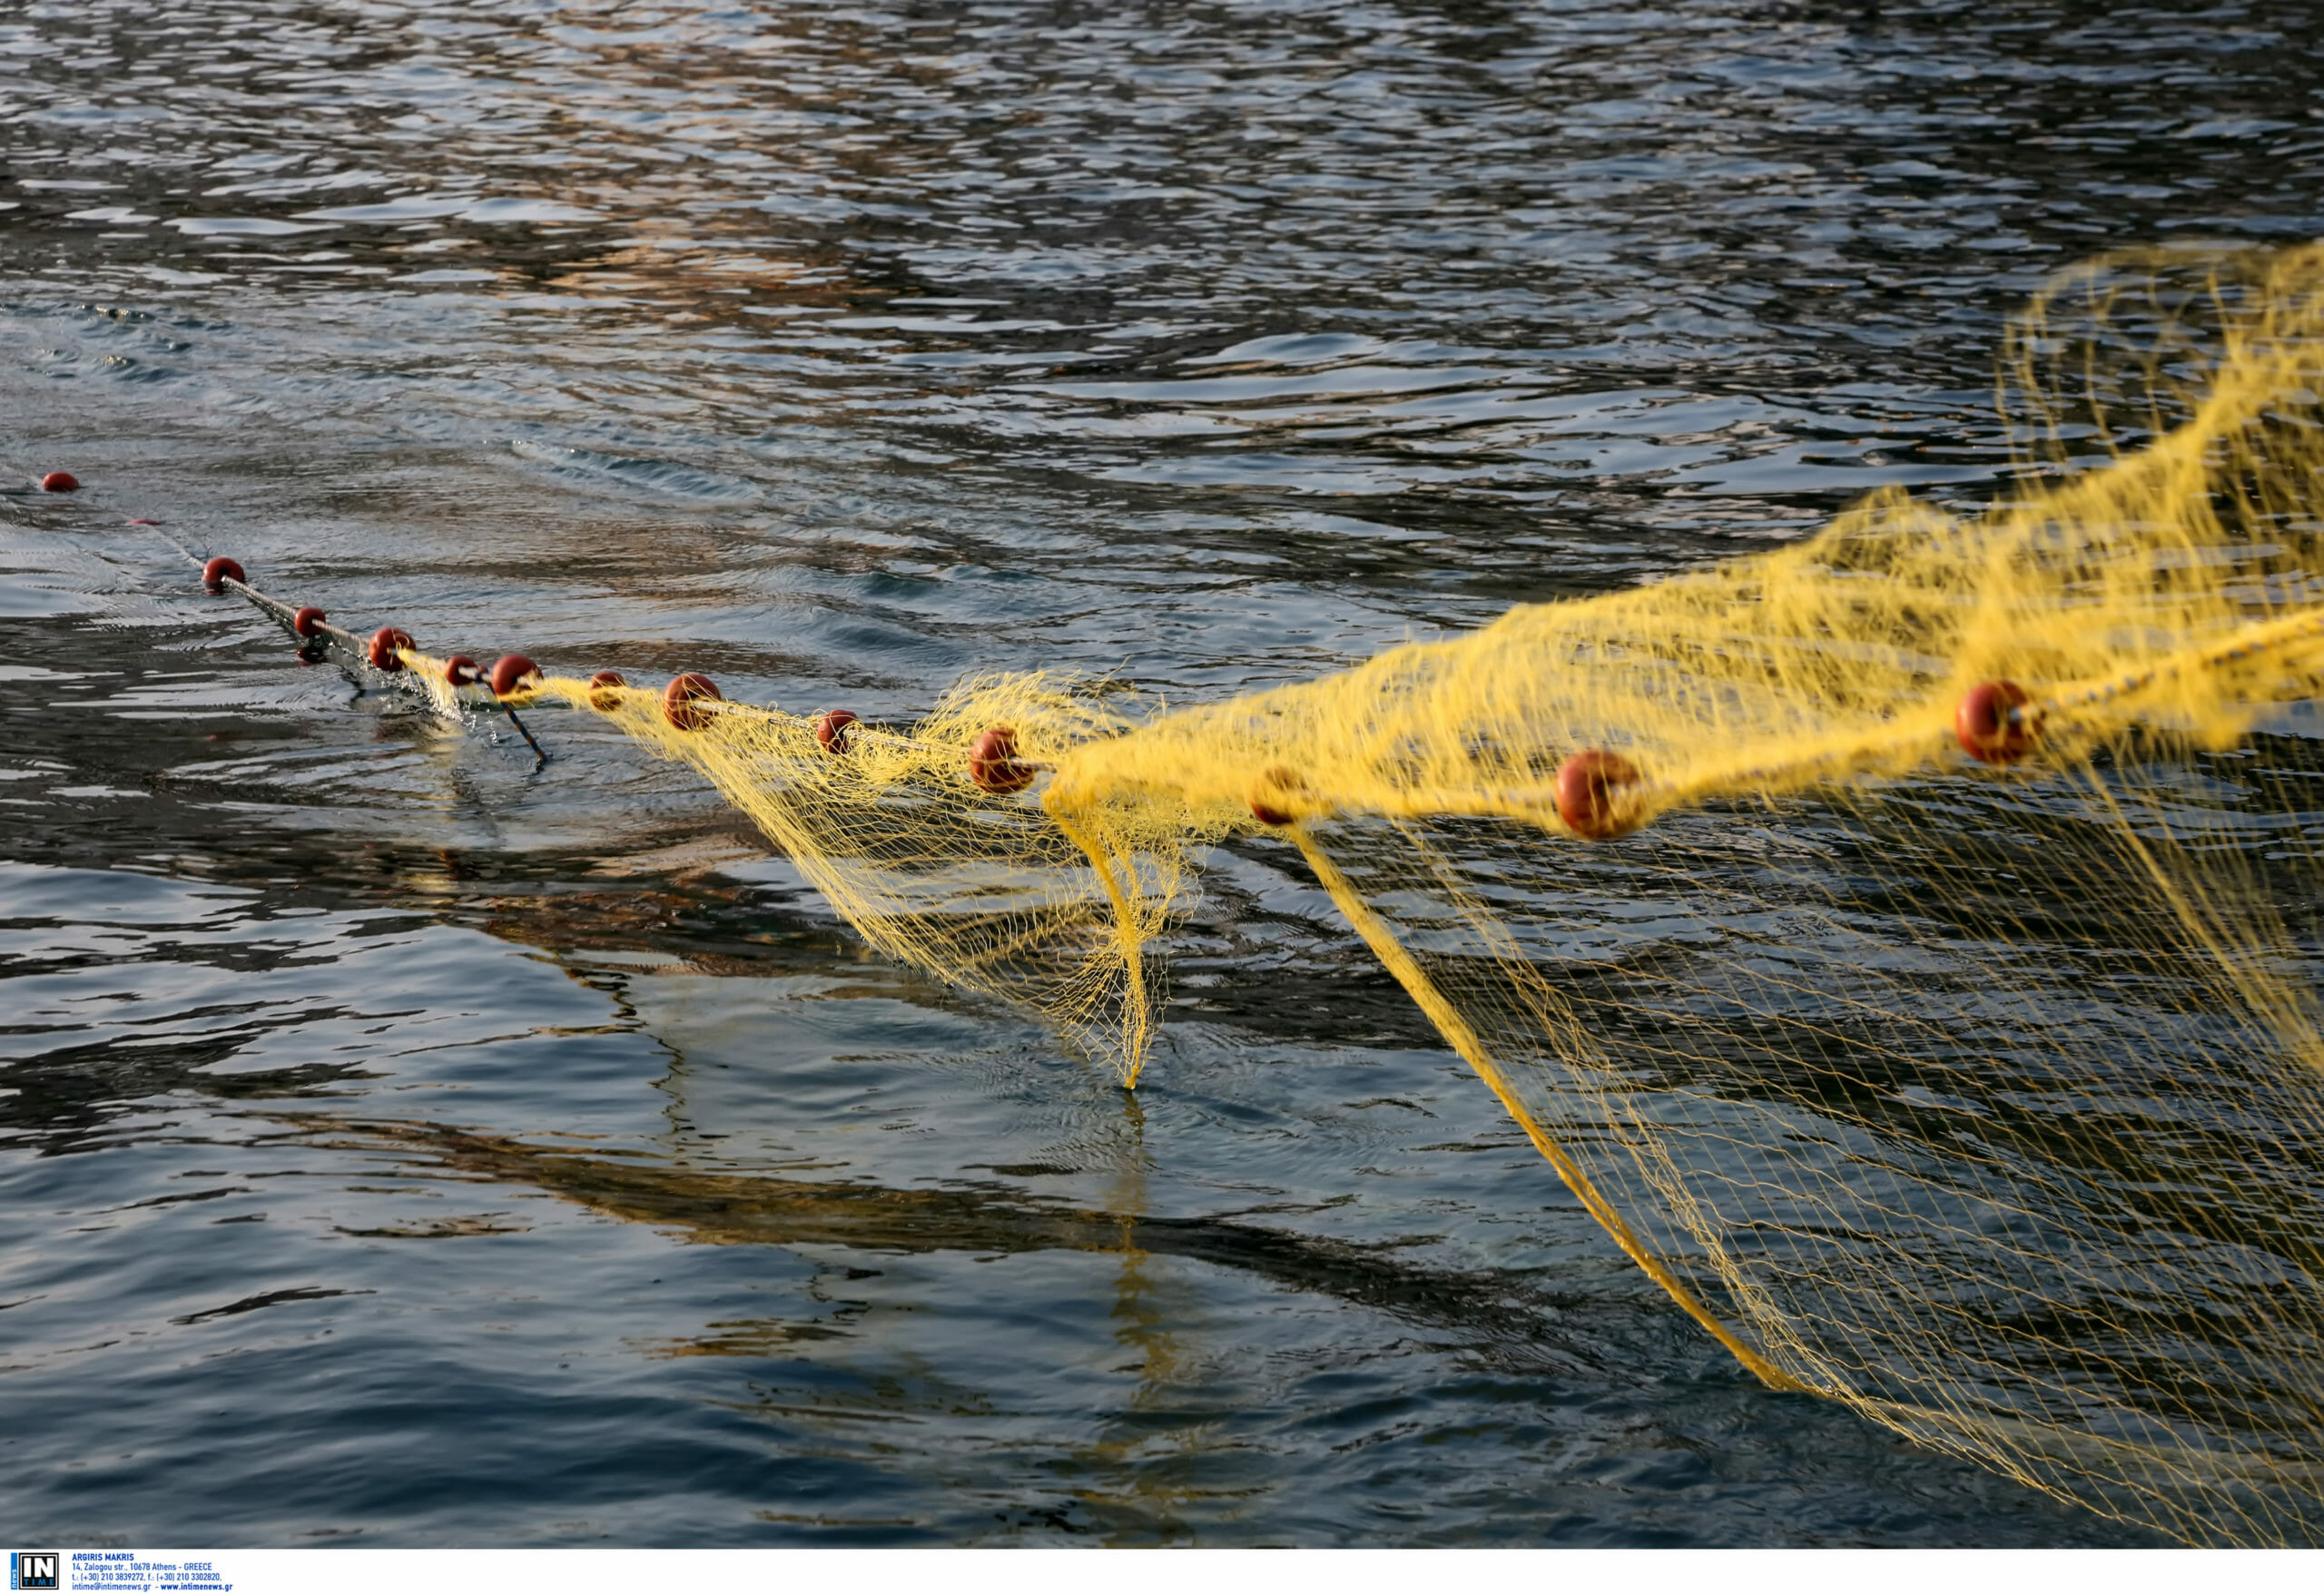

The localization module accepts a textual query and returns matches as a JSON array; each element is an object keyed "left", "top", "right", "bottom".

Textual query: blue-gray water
[{"left": 5, "top": 0, "right": 2317, "bottom": 1546}]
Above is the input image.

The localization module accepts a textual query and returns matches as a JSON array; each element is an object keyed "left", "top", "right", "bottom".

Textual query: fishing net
[{"left": 274, "top": 243, "right": 2324, "bottom": 1541}]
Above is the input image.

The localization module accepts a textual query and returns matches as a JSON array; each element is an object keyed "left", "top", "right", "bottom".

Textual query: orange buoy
[
  {"left": 369, "top": 626, "right": 414, "bottom": 671},
  {"left": 1556, "top": 750, "right": 1642, "bottom": 841},
  {"left": 443, "top": 655, "right": 481, "bottom": 688},
  {"left": 969, "top": 725, "right": 1035, "bottom": 793},
  {"left": 663, "top": 673, "right": 722, "bottom": 731},
  {"left": 291, "top": 606, "right": 327, "bottom": 638},
  {"left": 1955, "top": 679, "right": 2039, "bottom": 764},
  {"left": 814, "top": 709, "right": 860, "bottom": 753},
  {"left": 488, "top": 655, "right": 541, "bottom": 697},
  {"left": 201, "top": 556, "right": 245, "bottom": 591},
  {"left": 1249, "top": 765, "right": 1306, "bottom": 826},
  {"left": 40, "top": 471, "right": 78, "bottom": 493},
  {"left": 586, "top": 670, "right": 626, "bottom": 711}
]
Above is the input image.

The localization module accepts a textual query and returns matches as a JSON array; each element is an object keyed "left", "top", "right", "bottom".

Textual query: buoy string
[
  {"left": 130, "top": 517, "right": 207, "bottom": 572},
  {"left": 189, "top": 562, "right": 550, "bottom": 763},
  {"left": 511, "top": 682, "right": 1046, "bottom": 774},
  {"left": 1233, "top": 599, "right": 2324, "bottom": 839},
  {"left": 220, "top": 576, "right": 365, "bottom": 653},
  {"left": 170, "top": 533, "right": 2324, "bottom": 838},
  {"left": 139, "top": 524, "right": 1066, "bottom": 788},
  {"left": 1592, "top": 602, "right": 2324, "bottom": 828}
]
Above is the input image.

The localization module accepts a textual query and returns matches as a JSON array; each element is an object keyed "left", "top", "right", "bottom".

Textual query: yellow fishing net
[{"left": 400, "top": 243, "right": 2324, "bottom": 1541}]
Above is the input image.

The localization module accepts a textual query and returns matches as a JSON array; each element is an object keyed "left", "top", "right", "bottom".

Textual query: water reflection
[{"left": 298, "top": 1113, "right": 1605, "bottom": 1367}]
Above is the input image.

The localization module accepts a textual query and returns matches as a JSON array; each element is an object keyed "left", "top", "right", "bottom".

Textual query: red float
[
  {"left": 814, "top": 709, "right": 860, "bottom": 753},
  {"left": 443, "top": 655, "right": 481, "bottom": 687},
  {"left": 488, "top": 655, "right": 541, "bottom": 697},
  {"left": 1249, "top": 765, "right": 1305, "bottom": 826},
  {"left": 201, "top": 556, "right": 245, "bottom": 591},
  {"left": 292, "top": 606, "right": 327, "bottom": 638},
  {"left": 1955, "top": 679, "right": 2039, "bottom": 764},
  {"left": 969, "top": 725, "right": 1035, "bottom": 793},
  {"left": 1556, "top": 749, "right": 1642, "bottom": 841},
  {"left": 663, "top": 673, "right": 722, "bottom": 731},
  {"left": 369, "top": 626, "right": 414, "bottom": 671},
  {"left": 586, "top": 670, "right": 626, "bottom": 711},
  {"left": 40, "top": 471, "right": 78, "bottom": 493}
]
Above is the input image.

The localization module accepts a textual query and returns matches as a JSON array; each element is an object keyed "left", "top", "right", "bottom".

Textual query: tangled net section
[{"left": 212, "top": 245, "right": 2324, "bottom": 1542}]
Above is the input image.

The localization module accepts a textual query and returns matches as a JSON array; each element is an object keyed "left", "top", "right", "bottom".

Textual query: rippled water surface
[{"left": 6, "top": 0, "right": 2319, "bottom": 1546}]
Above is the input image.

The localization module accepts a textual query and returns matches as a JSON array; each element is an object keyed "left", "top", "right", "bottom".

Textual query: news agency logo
[{"left": 8, "top": 1552, "right": 57, "bottom": 1591}]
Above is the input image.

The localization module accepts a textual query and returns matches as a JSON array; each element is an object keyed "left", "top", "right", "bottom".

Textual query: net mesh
[{"left": 414, "top": 243, "right": 2324, "bottom": 1541}]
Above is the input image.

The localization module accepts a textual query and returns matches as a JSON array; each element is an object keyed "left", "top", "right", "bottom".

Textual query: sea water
[{"left": 6, "top": 0, "right": 2317, "bottom": 1545}]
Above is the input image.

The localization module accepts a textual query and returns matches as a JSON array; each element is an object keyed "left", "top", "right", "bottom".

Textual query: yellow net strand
[{"left": 1288, "top": 822, "right": 1809, "bottom": 1394}]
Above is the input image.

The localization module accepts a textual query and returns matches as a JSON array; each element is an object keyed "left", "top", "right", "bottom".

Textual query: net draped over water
[{"left": 395, "top": 245, "right": 2324, "bottom": 1542}]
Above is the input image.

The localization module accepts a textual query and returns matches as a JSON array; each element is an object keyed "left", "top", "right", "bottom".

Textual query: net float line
[
  {"left": 180, "top": 529, "right": 2324, "bottom": 877},
  {"left": 1220, "top": 596, "right": 2324, "bottom": 842},
  {"left": 179, "top": 520, "right": 2324, "bottom": 860},
  {"left": 182, "top": 556, "right": 556, "bottom": 766},
  {"left": 178, "top": 547, "right": 1028, "bottom": 787},
  {"left": 144, "top": 528, "right": 576, "bottom": 767},
  {"left": 182, "top": 543, "right": 1068, "bottom": 793}
]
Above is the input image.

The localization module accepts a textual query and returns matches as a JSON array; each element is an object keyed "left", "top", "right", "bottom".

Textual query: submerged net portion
[{"left": 455, "top": 244, "right": 2324, "bottom": 1540}]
